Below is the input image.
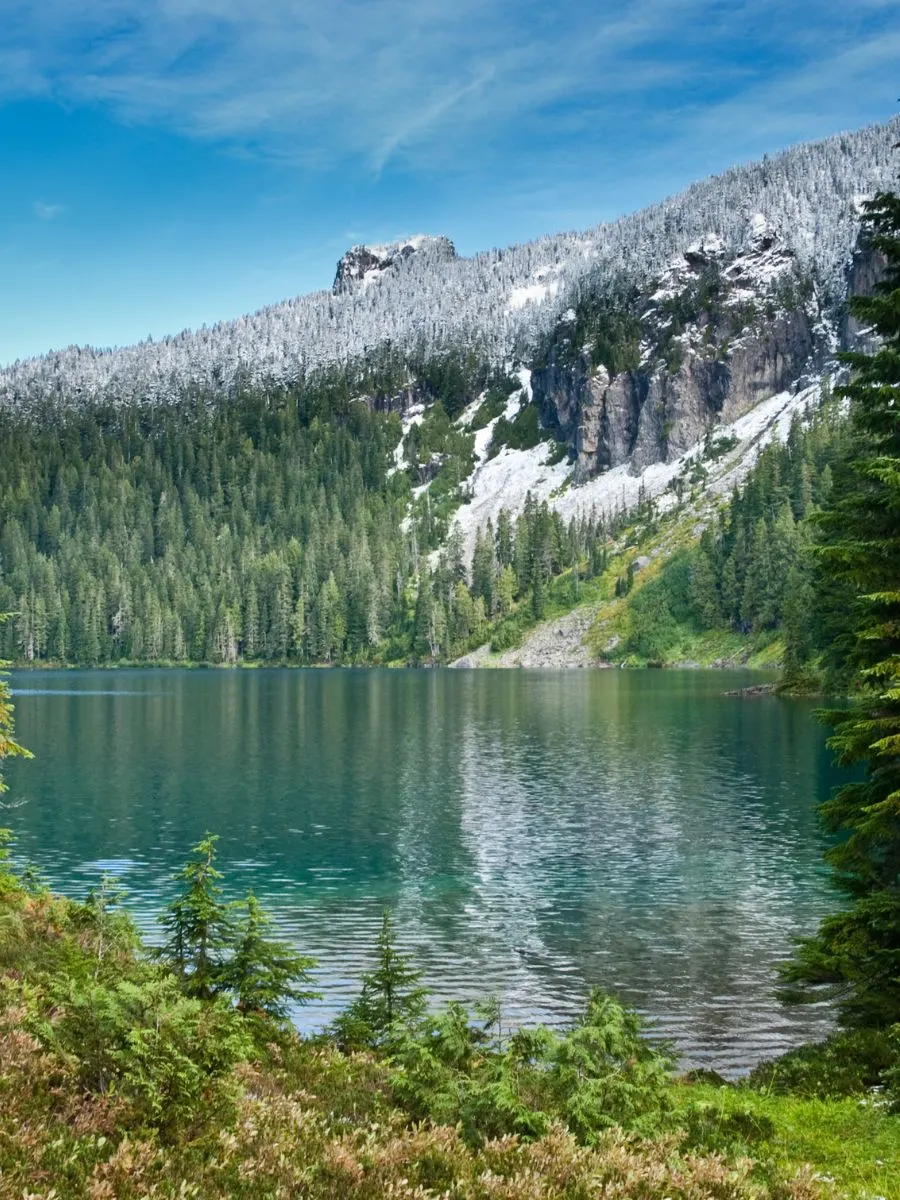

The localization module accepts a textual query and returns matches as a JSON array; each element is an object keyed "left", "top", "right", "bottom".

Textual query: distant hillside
[
  {"left": 0, "top": 119, "right": 897, "bottom": 411},
  {"left": 0, "top": 119, "right": 896, "bottom": 670}
]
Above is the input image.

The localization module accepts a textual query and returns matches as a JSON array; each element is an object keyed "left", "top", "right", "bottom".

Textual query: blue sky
[{"left": 1, "top": 0, "right": 898, "bottom": 365}]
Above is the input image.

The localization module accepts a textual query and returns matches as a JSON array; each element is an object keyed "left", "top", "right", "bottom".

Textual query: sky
[{"left": 1, "top": 0, "right": 898, "bottom": 365}]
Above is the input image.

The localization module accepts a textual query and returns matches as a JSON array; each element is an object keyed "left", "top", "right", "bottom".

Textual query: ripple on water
[{"left": 6, "top": 667, "right": 840, "bottom": 1073}]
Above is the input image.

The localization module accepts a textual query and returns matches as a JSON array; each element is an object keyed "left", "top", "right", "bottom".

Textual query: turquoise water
[{"left": 6, "top": 668, "right": 840, "bottom": 1072}]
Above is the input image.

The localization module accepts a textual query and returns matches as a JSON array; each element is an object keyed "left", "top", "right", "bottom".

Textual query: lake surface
[{"left": 5, "top": 668, "right": 840, "bottom": 1073}]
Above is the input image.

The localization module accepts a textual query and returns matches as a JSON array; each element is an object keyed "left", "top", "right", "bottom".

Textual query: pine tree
[
  {"left": 496, "top": 564, "right": 517, "bottom": 615},
  {"left": 0, "top": 614, "right": 32, "bottom": 804},
  {"left": 219, "top": 891, "right": 320, "bottom": 1019},
  {"left": 780, "top": 184, "right": 900, "bottom": 1027},
  {"left": 158, "top": 835, "right": 234, "bottom": 1000},
  {"left": 332, "top": 909, "right": 428, "bottom": 1048}
]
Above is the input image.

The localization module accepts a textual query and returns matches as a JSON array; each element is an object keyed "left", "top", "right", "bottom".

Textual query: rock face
[
  {"left": 532, "top": 220, "right": 824, "bottom": 481},
  {"left": 536, "top": 310, "right": 816, "bottom": 481},
  {"left": 364, "top": 383, "right": 427, "bottom": 416},
  {"left": 841, "top": 242, "right": 887, "bottom": 351},
  {"left": 333, "top": 235, "right": 456, "bottom": 293}
]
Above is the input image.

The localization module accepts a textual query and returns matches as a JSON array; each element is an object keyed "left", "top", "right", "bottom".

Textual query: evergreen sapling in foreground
[
  {"left": 333, "top": 908, "right": 429, "bottom": 1048},
  {"left": 158, "top": 834, "right": 234, "bottom": 1000},
  {"left": 158, "top": 834, "right": 319, "bottom": 1017},
  {"left": 220, "top": 890, "right": 320, "bottom": 1018}
]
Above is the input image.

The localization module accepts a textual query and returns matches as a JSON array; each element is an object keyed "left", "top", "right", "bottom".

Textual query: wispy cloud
[
  {"left": 33, "top": 200, "right": 64, "bottom": 220},
  {"left": 1, "top": 0, "right": 897, "bottom": 181}
]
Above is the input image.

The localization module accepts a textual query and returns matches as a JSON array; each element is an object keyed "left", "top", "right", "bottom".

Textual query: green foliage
[
  {"left": 77, "top": 873, "right": 139, "bottom": 968},
  {"left": 655, "top": 406, "right": 851, "bottom": 657},
  {"left": 0, "top": 827, "right": 19, "bottom": 900},
  {"left": 747, "top": 1028, "right": 898, "bottom": 1099},
  {"left": 535, "top": 283, "right": 643, "bottom": 374},
  {"left": 885, "top": 1025, "right": 900, "bottom": 1112},
  {"left": 780, "top": 186, "right": 900, "bottom": 1029},
  {"left": 331, "top": 909, "right": 429, "bottom": 1050},
  {"left": 625, "top": 577, "right": 680, "bottom": 660},
  {"left": 703, "top": 432, "right": 740, "bottom": 461},
  {"left": 390, "top": 989, "right": 674, "bottom": 1147},
  {"left": 489, "top": 612, "right": 527, "bottom": 652},
  {"left": 0, "top": 384, "right": 417, "bottom": 666},
  {"left": 47, "top": 974, "right": 253, "bottom": 1136},
  {"left": 157, "top": 834, "right": 234, "bottom": 999},
  {"left": 489, "top": 401, "right": 546, "bottom": 457},
  {"left": 157, "top": 835, "right": 320, "bottom": 1021},
  {"left": 0, "top": 615, "right": 32, "bottom": 799},
  {"left": 621, "top": 553, "right": 698, "bottom": 661},
  {"left": 678, "top": 1095, "right": 776, "bottom": 1156},
  {"left": 412, "top": 348, "right": 490, "bottom": 420},
  {"left": 0, "top": 846, "right": 897, "bottom": 1197},
  {"left": 467, "top": 376, "right": 519, "bottom": 432},
  {"left": 220, "top": 891, "right": 320, "bottom": 1018}
]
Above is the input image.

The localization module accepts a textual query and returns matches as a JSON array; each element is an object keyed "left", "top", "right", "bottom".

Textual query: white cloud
[
  {"left": 33, "top": 200, "right": 64, "bottom": 219},
  {"left": 0, "top": 0, "right": 897, "bottom": 179}
]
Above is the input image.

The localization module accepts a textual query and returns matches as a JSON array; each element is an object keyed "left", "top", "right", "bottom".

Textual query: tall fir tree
[
  {"left": 158, "top": 834, "right": 234, "bottom": 1000},
  {"left": 332, "top": 909, "right": 429, "bottom": 1049},
  {"left": 219, "top": 891, "right": 320, "bottom": 1019},
  {"left": 780, "top": 183, "right": 900, "bottom": 1027}
]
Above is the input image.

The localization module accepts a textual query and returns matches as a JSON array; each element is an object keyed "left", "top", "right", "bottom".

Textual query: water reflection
[{"left": 7, "top": 667, "right": 838, "bottom": 1072}]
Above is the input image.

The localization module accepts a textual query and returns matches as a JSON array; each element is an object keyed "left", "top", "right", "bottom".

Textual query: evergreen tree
[
  {"left": 0, "top": 614, "right": 32, "bottom": 803},
  {"left": 219, "top": 892, "right": 320, "bottom": 1019},
  {"left": 495, "top": 509, "right": 514, "bottom": 568},
  {"left": 158, "top": 835, "right": 234, "bottom": 1000},
  {"left": 780, "top": 185, "right": 900, "bottom": 1027},
  {"left": 332, "top": 909, "right": 428, "bottom": 1049}
]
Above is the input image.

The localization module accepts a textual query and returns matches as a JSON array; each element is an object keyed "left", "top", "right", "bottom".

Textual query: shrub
[
  {"left": 36, "top": 973, "right": 254, "bottom": 1137},
  {"left": 748, "top": 1028, "right": 898, "bottom": 1099},
  {"left": 390, "top": 989, "right": 675, "bottom": 1147},
  {"left": 490, "top": 614, "right": 527, "bottom": 653}
]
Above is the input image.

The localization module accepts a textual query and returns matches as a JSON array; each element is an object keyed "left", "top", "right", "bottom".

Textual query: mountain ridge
[{"left": 1, "top": 117, "right": 897, "bottom": 410}]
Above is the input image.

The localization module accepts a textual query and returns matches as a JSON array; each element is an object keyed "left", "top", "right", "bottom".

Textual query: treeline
[
  {"left": 622, "top": 399, "right": 855, "bottom": 674},
  {"left": 0, "top": 344, "right": 866, "bottom": 675},
  {"left": 0, "top": 359, "right": 619, "bottom": 667},
  {"left": 0, "top": 383, "right": 419, "bottom": 665},
  {"left": 413, "top": 495, "right": 614, "bottom": 662}
]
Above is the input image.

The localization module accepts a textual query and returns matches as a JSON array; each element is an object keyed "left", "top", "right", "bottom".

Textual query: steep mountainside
[
  {"left": 0, "top": 120, "right": 895, "bottom": 669},
  {"left": 531, "top": 218, "right": 820, "bottom": 479},
  {"left": 0, "top": 119, "right": 896, "bottom": 411}
]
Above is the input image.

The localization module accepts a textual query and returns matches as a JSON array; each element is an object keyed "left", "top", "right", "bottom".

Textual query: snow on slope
[
  {"left": 452, "top": 383, "right": 820, "bottom": 668},
  {"left": 0, "top": 118, "right": 897, "bottom": 409},
  {"left": 450, "top": 385, "right": 819, "bottom": 564}
]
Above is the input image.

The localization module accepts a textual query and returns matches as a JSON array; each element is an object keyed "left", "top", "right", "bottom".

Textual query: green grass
[{"left": 675, "top": 1083, "right": 900, "bottom": 1199}]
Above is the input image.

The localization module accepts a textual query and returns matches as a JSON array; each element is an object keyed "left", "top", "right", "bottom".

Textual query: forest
[
  {"left": 0, "top": 362, "right": 618, "bottom": 668},
  {"left": 0, "top": 363, "right": 863, "bottom": 681}
]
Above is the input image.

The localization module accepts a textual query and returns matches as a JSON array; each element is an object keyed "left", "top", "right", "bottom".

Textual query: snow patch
[
  {"left": 387, "top": 405, "right": 425, "bottom": 476},
  {"left": 515, "top": 367, "right": 533, "bottom": 401},
  {"left": 449, "top": 384, "right": 820, "bottom": 562}
]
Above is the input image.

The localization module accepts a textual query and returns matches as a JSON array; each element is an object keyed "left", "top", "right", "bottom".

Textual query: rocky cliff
[
  {"left": 531, "top": 218, "right": 829, "bottom": 481},
  {"left": 333, "top": 235, "right": 456, "bottom": 293}
]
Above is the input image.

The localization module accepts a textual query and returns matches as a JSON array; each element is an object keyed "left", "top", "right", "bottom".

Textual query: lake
[{"left": 5, "top": 667, "right": 840, "bottom": 1073}]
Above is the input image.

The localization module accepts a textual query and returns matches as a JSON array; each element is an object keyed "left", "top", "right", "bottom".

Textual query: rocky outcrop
[
  {"left": 841, "top": 242, "right": 887, "bottom": 350},
  {"left": 362, "top": 382, "right": 428, "bottom": 416},
  {"left": 333, "top": 235, "right": 456, "bottom": 293},
  {"left": 533, "top": 223, "right": 821, "bottom": 481}
]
